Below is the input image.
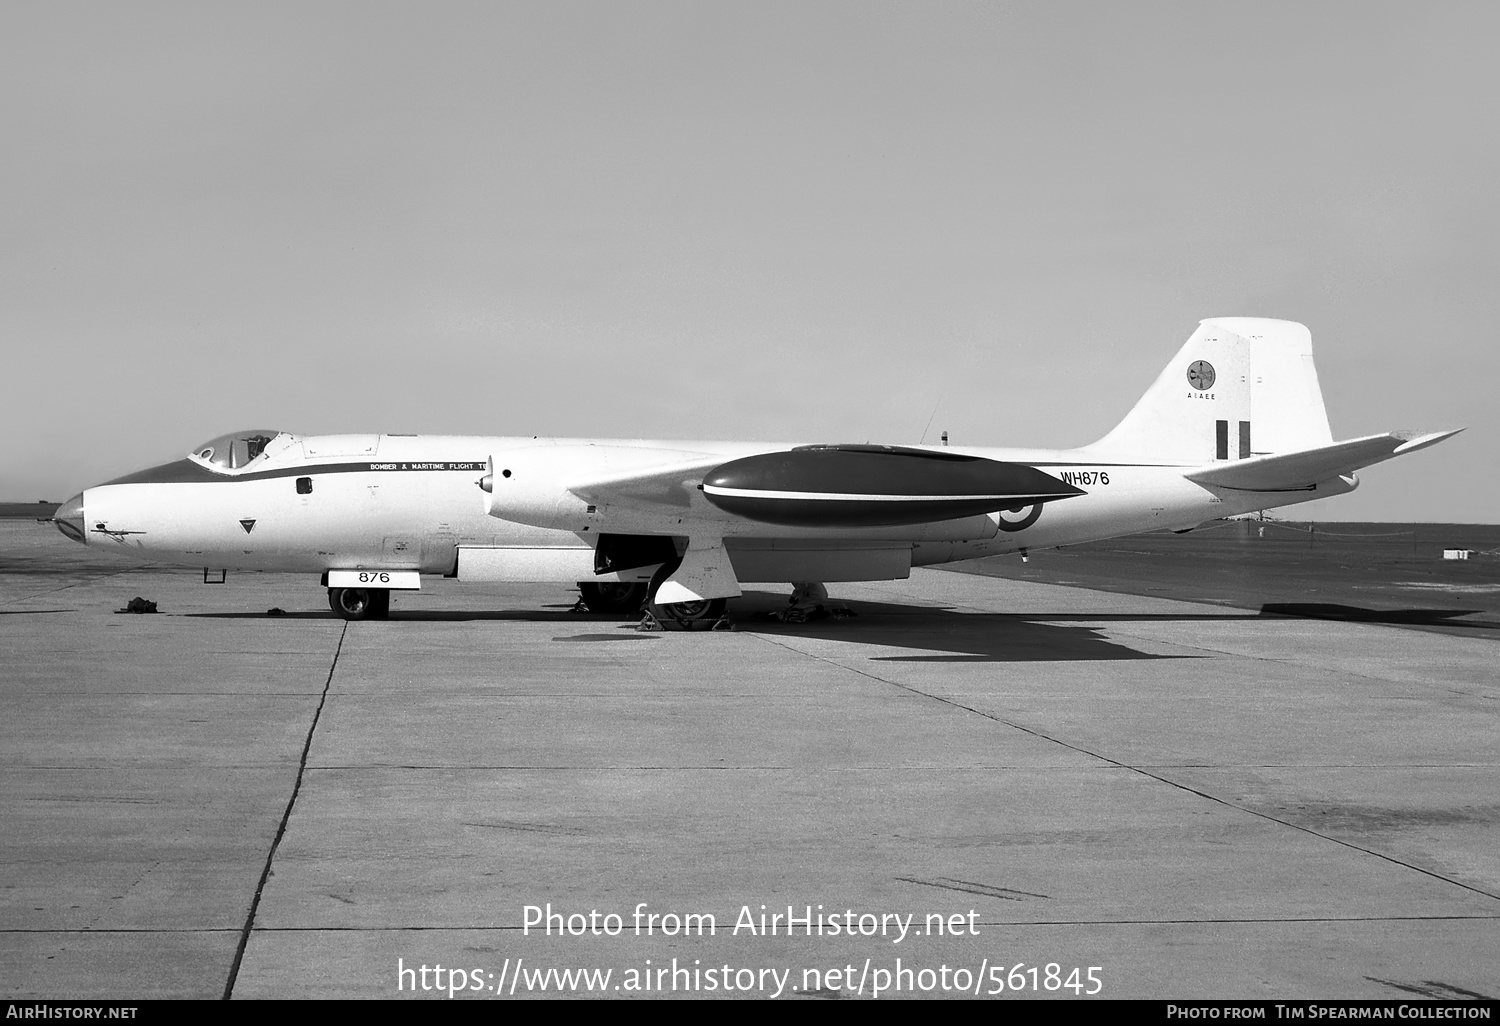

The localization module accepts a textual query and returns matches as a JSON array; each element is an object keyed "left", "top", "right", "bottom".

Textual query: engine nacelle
[
  {"left": 701, "top": 444, "right": 1085, "bottom": 528},
  {"left": 480, "top": 443, "right": 719, "bottom": 532},
  {"left": 481, "top": 448, "right": 594, "bottom": 531}
]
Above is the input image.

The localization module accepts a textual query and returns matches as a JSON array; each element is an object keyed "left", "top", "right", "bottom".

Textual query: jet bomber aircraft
[{"left": 52, "top": 319, "right": 1459, "bottom": 629}]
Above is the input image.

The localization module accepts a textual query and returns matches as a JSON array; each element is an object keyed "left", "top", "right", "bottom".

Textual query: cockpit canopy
[{"left": 189, "top": 429, "right": 286, "bottom": 471}]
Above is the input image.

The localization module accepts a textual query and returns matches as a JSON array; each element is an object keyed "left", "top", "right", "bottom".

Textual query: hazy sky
[{"left": 3, "top": 1, "right": 1496, "bottom": 521}]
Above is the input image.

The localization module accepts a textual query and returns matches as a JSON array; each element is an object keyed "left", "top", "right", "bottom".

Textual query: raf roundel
[
  {"left": 1187, "top": 360, "right": 1216, "bottom": 390},
  {"left": 995, "top": 503, "right": 1043, "bottom": 532}
]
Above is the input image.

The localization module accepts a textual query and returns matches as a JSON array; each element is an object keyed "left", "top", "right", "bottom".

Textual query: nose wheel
[{"left": 328, "top": 587, "right": 390, "bottom": 620}]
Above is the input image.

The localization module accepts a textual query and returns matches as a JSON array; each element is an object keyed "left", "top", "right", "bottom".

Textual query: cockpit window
[{"left": 190, "top": 429, "right": 284, "bottom": 470}]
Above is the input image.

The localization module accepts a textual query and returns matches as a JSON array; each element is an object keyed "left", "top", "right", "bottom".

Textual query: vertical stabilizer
[{"left": 1088, "top": 318, "right": 1333, "bottom": 463}]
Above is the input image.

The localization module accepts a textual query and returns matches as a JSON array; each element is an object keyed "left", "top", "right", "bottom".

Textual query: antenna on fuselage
[{"left": 918, "top": 393, "right": 944, "bottom": 445}]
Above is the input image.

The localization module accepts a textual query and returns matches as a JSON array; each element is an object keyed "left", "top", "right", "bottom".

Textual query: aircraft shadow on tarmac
[
  {"left": 188, "top": 594, "right": 1212, "bottom": 663},
  {"left": 1258, "top": 602, "right": 1496, "bottom": 629},
  {"left": 178, "top": 593, "right": 1496, "bottom": 659},
  {"left": 1011, "top": 605, "right": 1497, "bottom": 633},
  {"left": 188, "top": 608, "right": 597, "bottom": 622},
  {"left": 744, "top": 613, "right": 1192, "bottom": 663}
]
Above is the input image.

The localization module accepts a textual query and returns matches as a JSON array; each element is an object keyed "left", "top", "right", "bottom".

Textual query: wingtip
[{"left": 1391, "top": 427, "right": 1464, "bottom": 454}]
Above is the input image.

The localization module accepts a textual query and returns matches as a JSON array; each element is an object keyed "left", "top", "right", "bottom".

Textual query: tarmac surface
[
  {"left": 1, "top": 520, "right": 1496, "bottom": 1000},
  {"left": 948, "top": 519, "right": 1500, "bottom": 641}
]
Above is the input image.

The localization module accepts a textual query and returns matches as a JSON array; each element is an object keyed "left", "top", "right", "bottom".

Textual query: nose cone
[{"left": 53, "top": 493, "right": 86, "bottom": 545}]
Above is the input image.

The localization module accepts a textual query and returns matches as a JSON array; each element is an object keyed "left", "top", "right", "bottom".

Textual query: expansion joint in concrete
[
  {"left": 758, "top": 634, "right": 1500, "bottom": 909},
  {"left": 221, "top": 622, "right": 348, "bottom": 1000}
]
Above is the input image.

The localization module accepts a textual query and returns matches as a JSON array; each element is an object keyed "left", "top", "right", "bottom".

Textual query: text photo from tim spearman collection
[{"left": 395, "top": 903, "right": 1104, "bottom": 998}]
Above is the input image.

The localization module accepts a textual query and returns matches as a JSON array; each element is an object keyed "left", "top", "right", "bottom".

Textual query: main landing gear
[
  {"left": 575, "top": 581, "right": 649, "bottom": 615},
  {"left": 328, "top": 587, "right": 390, "bottom": 621},
  {"left": 641, "top": 562, "right": 728, "bottom": 632},
  {"left": 647, "top": 593, "right": 728, "bottom": 631}
]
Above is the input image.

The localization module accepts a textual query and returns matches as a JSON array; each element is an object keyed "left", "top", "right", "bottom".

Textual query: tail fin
[{"left": 1087, "top": 318, "right": 1334, "bottom": 463}]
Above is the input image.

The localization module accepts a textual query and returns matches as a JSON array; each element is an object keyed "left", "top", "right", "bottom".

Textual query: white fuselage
[{"left": 73, "top": 432, "right": 1349, "bottom": 583}]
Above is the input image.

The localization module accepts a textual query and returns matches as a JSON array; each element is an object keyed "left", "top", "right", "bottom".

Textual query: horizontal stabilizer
[{"left": 1185, "top": 429, "right": 1461, "bottom": 492}]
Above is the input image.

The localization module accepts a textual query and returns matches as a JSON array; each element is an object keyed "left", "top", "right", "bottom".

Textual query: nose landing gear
[{"left": 328, "top": 587, "right": 390, "bottom": 621}]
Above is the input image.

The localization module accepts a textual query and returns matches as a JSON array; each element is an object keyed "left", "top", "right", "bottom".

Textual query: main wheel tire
[
  {"left": 649, "top": 596, "right": 728, "bottom": 631},
  {"left": 644, "top": 556, "right": 727, "bottom": 631},
  {"left": 370, "top": 589, "right": 391, "bottom": 619},
  {"left": 577, "top": 581, "right": 648, "bottom": 615},
  {"left": 329, "top": 587, "right": 377, "bottom": 621}
]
